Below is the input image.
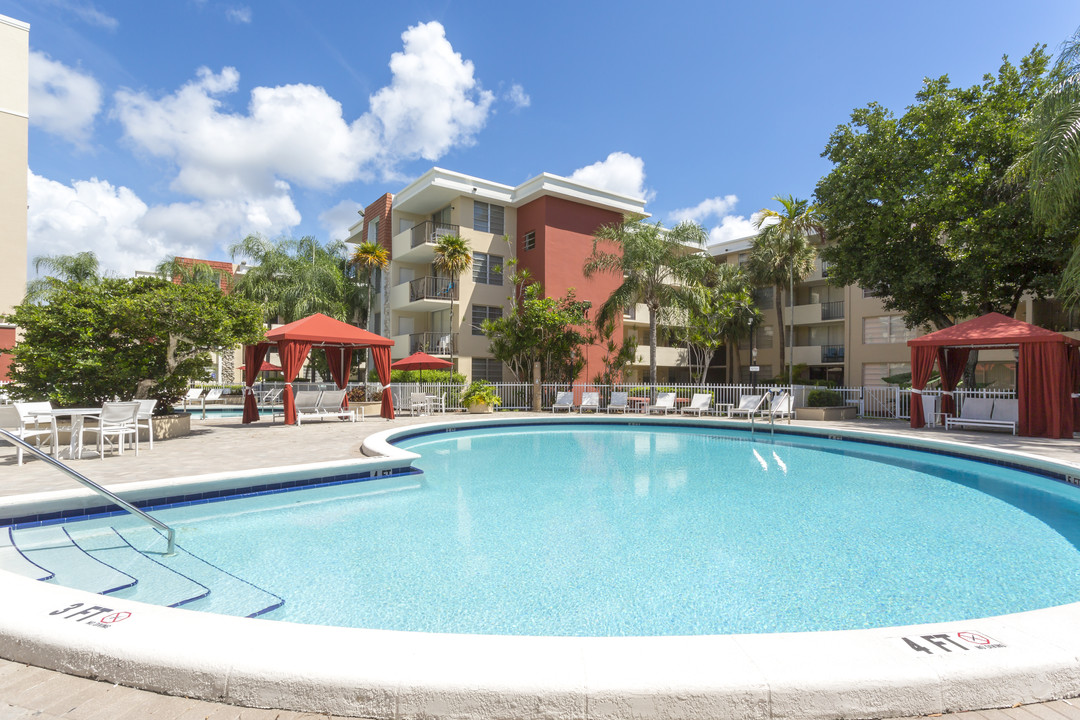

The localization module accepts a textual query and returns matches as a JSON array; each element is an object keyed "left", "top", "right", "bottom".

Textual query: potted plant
[
  {"left": 794, "top": 388, "right": 858, "bottom": 421},
  {"left": 461, "top": 380, "right": 501, "bottom": 414}
]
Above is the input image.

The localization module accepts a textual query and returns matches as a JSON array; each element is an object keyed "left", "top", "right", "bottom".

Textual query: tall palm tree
[
  {"left": 432, "top": 234, "right": 472, "bottom": 373},
  {"left": 155, "top": 256, "right": 232, "bottom": 291},
  {"left": 350, "top": 241, "right": 390, "bottom": 332},
  {"left": 26, "top": 251, "right": 102, "bottom": 302},
  {"left": 583, "top": 218, "right": 710, "bottom": 386},
  {"left": 230, "top": 234, "right": 351, "bottom": 323},
  {"left": 748, "top": 195, "right": 822, "bottom": 386}
]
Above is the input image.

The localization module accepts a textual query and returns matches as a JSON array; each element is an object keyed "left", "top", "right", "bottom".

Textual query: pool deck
[{"left": 1, "top": 411, "right": 1079, "bottom": 720}]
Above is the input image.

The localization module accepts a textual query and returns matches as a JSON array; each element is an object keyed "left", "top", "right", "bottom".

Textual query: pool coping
[{"left": 3, "top": 415, "right": 1080, "bottom": 719}]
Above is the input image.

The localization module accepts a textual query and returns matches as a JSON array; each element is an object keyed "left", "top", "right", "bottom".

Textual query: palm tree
[
  {"left": 155, "top": 256, "right": 232, "bottom": 291},
  {"left": 748, "top": 195, "right": 822, "bottom": 387},
  {"left": 432, "top": 234, "right": 472, "bottom": 373},
  {"left": 350, "top": 241, "right": 389, "bottom": 332},
  {"left": 26, "top": 251, "right": 102, "bottom": 302},
  {"left": 583, "top": 218, "right": 710, "bottom": 386},
  {"left": 229, "top": 234, "right": 351, "bottom": 323}
]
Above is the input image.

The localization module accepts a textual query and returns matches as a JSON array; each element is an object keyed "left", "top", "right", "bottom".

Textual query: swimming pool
[{"left": 4, "top": 416, "right": 1080, "bottom": 719}]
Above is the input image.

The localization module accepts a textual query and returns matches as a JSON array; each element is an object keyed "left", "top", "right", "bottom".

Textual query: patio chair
[
  {"left": 647, "top": 392, "right": 677, "bottom": 414},
  {"left": 606, "top": 391, "right": 629, "bottom": 413},
  {"left": 726, "top": 394, "right": 766, "bottom": 418},
  {"left": 181, "top": 387, "right": 203, "bottom": 411},
  {"left": 409, "top": 391, "right": 431, "bottom": 416},
  {"left": 87, "top": 401, "right": 140, "bottom": 459},
  {"left": 259, "top": 387, "right": 283, "bottom": 406},
  {"left": 763, "top": 391, "right": 793, "bottom": 419},
  {"left": 299, "top": 389, "right": 357, "bottom": 424},
  {"left": 135, "top": 398, "right": 157, "bottom": 449},
  {"left": 0, "top": 405, "right": 58, "bottom": 465},
  {"left": 552, "top": 391, "right": 574, "bottom": 412},
  {"left": 679, "top": 393, "right": 712, "bottom": 416},
  {"left": 576, "top": 392, "right": 600, "bottom": 413}
]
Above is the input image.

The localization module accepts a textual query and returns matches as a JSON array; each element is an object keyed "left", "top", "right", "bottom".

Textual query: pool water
[{"left": 67, "top": 424, "right": 1080, "bottom": 636}]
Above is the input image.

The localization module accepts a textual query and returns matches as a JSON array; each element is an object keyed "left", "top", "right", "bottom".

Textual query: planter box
[
  {"left": 795, "top": 406, "right": 858, "bottom": 421},
  {"left": 355, "top": 401, "right": 381, "bottom": 418},
  {"left": 467, "top": 403, "right": 493, "bottom": 414},
  {"left": 144, "top": 412, "right": 192, "bottom": 441}
]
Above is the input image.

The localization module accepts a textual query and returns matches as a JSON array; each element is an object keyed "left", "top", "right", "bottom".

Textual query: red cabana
[
  {"left": 242, "top": 314, "right": 395, "bottom": 424},
  {"left": 908, "top": 312, "right": 1080, "bottom": 438}
]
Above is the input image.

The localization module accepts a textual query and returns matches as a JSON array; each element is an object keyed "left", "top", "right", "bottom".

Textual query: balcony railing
[
  {"left": 411, "top": 221, "right": 460, "bottom": 248},
  {"left": 822, "top": 344, "right": 845, "bottom": 362},
  {"left": 409, "top": 332, "right": 457, "bottom": 355},
  {"left": 821, "top": 300, "right": 844, "bottom": 320},
  {"left": 409, "top": 276, "right": 457, "bottom": 302}
]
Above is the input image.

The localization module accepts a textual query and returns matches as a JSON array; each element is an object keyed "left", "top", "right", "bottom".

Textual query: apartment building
[
  {"left": 349, "top": 167, "right": 688, "bottom": 383},
  {"left": 0, "top": 14, "right": 29, "bottom": 382}
]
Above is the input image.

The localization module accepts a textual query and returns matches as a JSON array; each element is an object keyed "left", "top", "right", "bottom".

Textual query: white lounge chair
[
  {"left": 946, "top": 397, "right": 1017, "bottom": 435},
  {"left": 606, "top": 391, "right": 629, "bottom": 413},
  {"left": 647, "top": 392, "right": 677, "bottom": 414},
  {"left": 276, "top": 390, "right": 323, "bottom": 422},
  {"left": 576, "top": 392, "right": 600, "bottom": 413},
  {"left": 298, "top": 389, "right": 357, "bottom": 424},
  {"left": 679, "top": 393, "right": 712, "bottom": 416},
  {"left": 763, "top": 391, "right": 793, "bottom": 419},
  {"left": 200, "top": 388, "right": 224, "bottom": 419},
  {"left": 726, "top": 394, "right": 766, "bottom": 418},
  {"left": 552, "top": 391, "right": 573, "bottom": 412},
  {"left": 0, "top": 405, "right": 57, "bottom": 465},
  {"left": 181, "top": 387, "right": 203, "bottom": 411}
]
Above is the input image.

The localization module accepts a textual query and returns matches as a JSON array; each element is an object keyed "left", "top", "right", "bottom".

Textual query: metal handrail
[{"left": 0, "top": 428, "right": 176, "bottom": 555}]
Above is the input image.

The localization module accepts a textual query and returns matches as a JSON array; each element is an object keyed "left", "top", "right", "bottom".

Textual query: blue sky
[{"left": 4, "top": 0, "right": 1079, "bottom": 278}]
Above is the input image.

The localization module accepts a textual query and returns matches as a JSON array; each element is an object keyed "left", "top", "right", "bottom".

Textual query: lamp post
[{"left": 749, "top": 317, "right": 759, "bottom": 393}]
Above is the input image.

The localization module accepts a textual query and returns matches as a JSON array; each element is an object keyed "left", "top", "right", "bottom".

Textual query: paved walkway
[{"left": 1, "top": 411, "right": 1079, "bottom": 719}]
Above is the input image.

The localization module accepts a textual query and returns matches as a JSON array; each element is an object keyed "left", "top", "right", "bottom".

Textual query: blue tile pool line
[{"left": 0, "top": 466, "right": 422, "bottom": 530}]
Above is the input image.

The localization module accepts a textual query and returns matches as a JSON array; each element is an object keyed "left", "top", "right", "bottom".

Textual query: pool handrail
[{"left": 0, "top": 427, "right": 176, "bottom": 555}]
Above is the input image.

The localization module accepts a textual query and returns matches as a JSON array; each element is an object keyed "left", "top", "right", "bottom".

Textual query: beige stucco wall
[{"left": 0, "top": 14, "right": 28, "bottom": 319}]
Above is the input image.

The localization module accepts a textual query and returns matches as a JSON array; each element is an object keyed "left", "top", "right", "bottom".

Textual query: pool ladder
[{"left": 0, "top": 428, "right": 176, "bottom": 555}]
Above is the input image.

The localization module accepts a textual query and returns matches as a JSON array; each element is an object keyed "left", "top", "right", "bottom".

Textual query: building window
[
  {"left": 862, "top": 362, "right": 910, "bottom": 386},
  {"left": 471, "top": 304, "right": 502, "bottom": 335},
  {"left": 472, "top": 252, "right": 503, "bottom": 285},
  {"left": 753, "top": 287, "right": 774, "bottom": 307},
  {"left": 738, "top": 252, "right": 748, "bottom": 267},
  {"left": 367, "top": 216, "right": 379, "bottom": 243},
  {"left": 523, "top": 231, "right": 536, "bottom": 250},
  {"left": 863, "top": 315, "right": 916, "bottom": 344},
  {"left": 473, "top": 201, "right": 504, "bottom": 235},
  {"left": 862, "top": 287, "right": 878, "bottom": 299},
  {"left": 472, "top": 358, "right": 503, "bottom": 383}
]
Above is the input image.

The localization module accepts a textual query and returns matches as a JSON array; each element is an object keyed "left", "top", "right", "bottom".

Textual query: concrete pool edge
[{"left": 3, "top": 416, "right": 1080, "bottom": 719}]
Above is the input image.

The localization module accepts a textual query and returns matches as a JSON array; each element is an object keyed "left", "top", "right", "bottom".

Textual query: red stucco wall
[{"left": 0, "top": 327, "right": 15, "bottom": 382}]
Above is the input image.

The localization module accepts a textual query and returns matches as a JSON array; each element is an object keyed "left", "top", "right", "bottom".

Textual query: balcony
[
  {"left": 792, "top": 344, "right": 846, "bottom": 365},
  {"left": 409, "top": 332, "right": 457, "bottom": 356},
  {"left": 821, "top": 301, "right": 844, "bottom": 320},
  {"left": 392, "top": 221, "right": 460, "bottom": 263},
  {"left": 390, "top": 276, "right": 457, "bottom": 312},
  {"left": 789, "top": 300, "right": 845, "bottom": 325},
  {"left": 632, "top": 345, "right": 687, "bottom": 367}
]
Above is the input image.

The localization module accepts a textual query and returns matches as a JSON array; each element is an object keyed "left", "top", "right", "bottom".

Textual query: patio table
[{"left": 33, "top": 408, "right": 101, "bottom": 460}]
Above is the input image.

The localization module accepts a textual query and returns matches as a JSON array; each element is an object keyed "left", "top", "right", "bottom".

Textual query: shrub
[{"left": 806, "top": 389, "right": 845, "bottom": 407}]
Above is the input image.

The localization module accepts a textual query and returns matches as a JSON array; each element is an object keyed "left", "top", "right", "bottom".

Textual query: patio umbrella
[{"left": 391, "top": 351, "right": 452, "bottom": 384}]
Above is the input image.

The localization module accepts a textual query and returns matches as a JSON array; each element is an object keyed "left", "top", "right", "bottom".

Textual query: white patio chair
[
  {"left": 135, "top": 398, "right": 157, "bottom": 449},
  {"left": 647, "top": 392, "right": 677, "bottom": 414},
  {"left": 0, "top": 405, "right": 58, "bottom": 465},
  {"left": 726, "top": 394, "right": 766, "bottom": 418},
  {"left": 409, "top": 391, "right": 430, "bottom": 416},
  {"left": 679, "top": 393, "right": 712, "bottom": 416},
  {"left": 88, "top": 401, "right": 140, "bottom": 459},
  {"left": 763, "top": 391, "right": 793, "bottom": 419},
  {"left": 181, "top": 387, "right": 203, "bottom": 411},
  {"left": 552, "top": 391, "right": 573, "bottom": 412},
  {"left": 576, "top": 392, "right": 600, "bottom": 413},
  {"left": 606, "top": 391, "right": 629, "bottom": 413},
  {"left": 289, "top": 390, "right": 325, "bottom": 424}
]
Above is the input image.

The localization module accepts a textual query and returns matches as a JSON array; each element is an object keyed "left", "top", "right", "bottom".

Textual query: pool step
[
  {"left": 14, "top": 525, "right": 136, "bottom": 594},
  {"left": 6, "top": 525, "right": 283, "bottom": 619}
]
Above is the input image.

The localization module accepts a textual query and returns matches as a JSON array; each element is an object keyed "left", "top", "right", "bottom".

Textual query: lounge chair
[
  {"left": 606, "top": 391, "right": 629, "bottom": 413},
  {"left": 275, "top": 390, "right": 323, "bottom": 422},
  {"left": 946, "top": 397, "right": 1016, "bottom": 435},
  {"left": 552, "top": 391, "right": 573, "bottom": 412},
  {"left": 200, "top": 388, "right": 223, "bottom": 418},
  {"left": 647, "top": 392, "right": 677, "bottom": 414},
  {"left": 181, "top": 387, "right": 203, "bottom": 411},
  {"left": 0, "top": 405, "right": 57, "bottom": 465},
  {"left": 679, "top": 393, "right": 712, "bottom": 416},
  {"left": 763, "top": 391, "right": 793, "bottom": 419},
  {"left": 726, "top": 394, "right": 766, "bottom": 418},
  {"left": 259, "top": 387, "right": 283, "bottom": 406},
  {"left": 298, "top": 389, "right": 357, "bottom": 424},
  {"left": 576, "top": 392, "right": 600, "bottom": 413}
]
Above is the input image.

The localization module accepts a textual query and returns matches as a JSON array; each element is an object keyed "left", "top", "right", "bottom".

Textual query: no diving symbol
[
  {"left": 957, "top": 631, "right": 990, "bottom": 645},
  {"left": 99, "top": 612, "right": 131, "bottom": 624}
]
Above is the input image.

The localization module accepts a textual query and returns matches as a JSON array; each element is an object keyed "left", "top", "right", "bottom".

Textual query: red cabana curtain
[
  {"left": 909, "top": 346, "right": 937, "bottom": 428},
  {"left": 279, "top": 339, "right": 313, "bottom": 425},
  {"left": 241, "top": 342, "right": 271, "bottom": 424},
  {"left": 324, "top": 347, "right": 353, "bottom": 409},
  {"left": 1071, "top": 345, "right": 1080, "bottom": 427},
  {"left": 937, "top": 347, "right": 970, "bottom": 418},
  {"left": 372, "top": 345, "right": 394, "bottom": 419},
  {"left": 1019, "top": 342, "right": 1074, "bottom": 439}
]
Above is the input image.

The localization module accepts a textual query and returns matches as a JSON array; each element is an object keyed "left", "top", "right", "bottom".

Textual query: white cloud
[
  {"left": 27, "top": 170, "right": 300, "bottom": 277},
  {"left": 29, "top": 51, "right": 103, "bottom": 146},
  {"left": 669, "top": 195, "right": 739, "bottom": 224},
  {"left": 38, "top": 0, "right": 118, "bottom": 30},
  {"left": 506, "top": 83, "right": 530, "bottom": 109},
  {"left": 708, "top": 213, "right": 765, "bottom": 245},
  {"left": 319, "top": 199, "right": 365, "bottom": 242},
  {"left": 569, "top": 152, "right": 652, "bottom": 201},
  {"left": 226, "top": 6, "right": 252, "bottom": 24}
]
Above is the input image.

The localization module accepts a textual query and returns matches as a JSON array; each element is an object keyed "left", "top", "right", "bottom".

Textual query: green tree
[
  {"left": 817, "top": 47, "right": 1074, "bottom": 333},
  {"left": 229, "top": 234, "right": 354, "bottom": 324},
  {"left": 583, "top": 218, "right": 710, "bottom": 386},
  {"left": 432, "top": 234, "right": 472, "bottom": 373},
  {"left": 747, "top": 196, "right": 821, "bottom": 384},
  {"left": 350, "top": 241, "right": 389, "bottom": 331},
  {"left": 25, "top": 251, "right": 102, "bottom": 303},
  {"left": 676, "top": 263, "right": 760, "bottom": 385},
  {"left": 155, "top": 256, "right": 232, "bottom": 291},
  {"left": 3, "top": 278, "right": 264, "bottom": 409},
  {"left": 483, "top": 282, "right": 591, "bottom": 383}
]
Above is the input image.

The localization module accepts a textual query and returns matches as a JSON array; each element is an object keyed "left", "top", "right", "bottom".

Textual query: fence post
[{"left": 532, "top": 361, "right": 541, "bottom": 412}]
